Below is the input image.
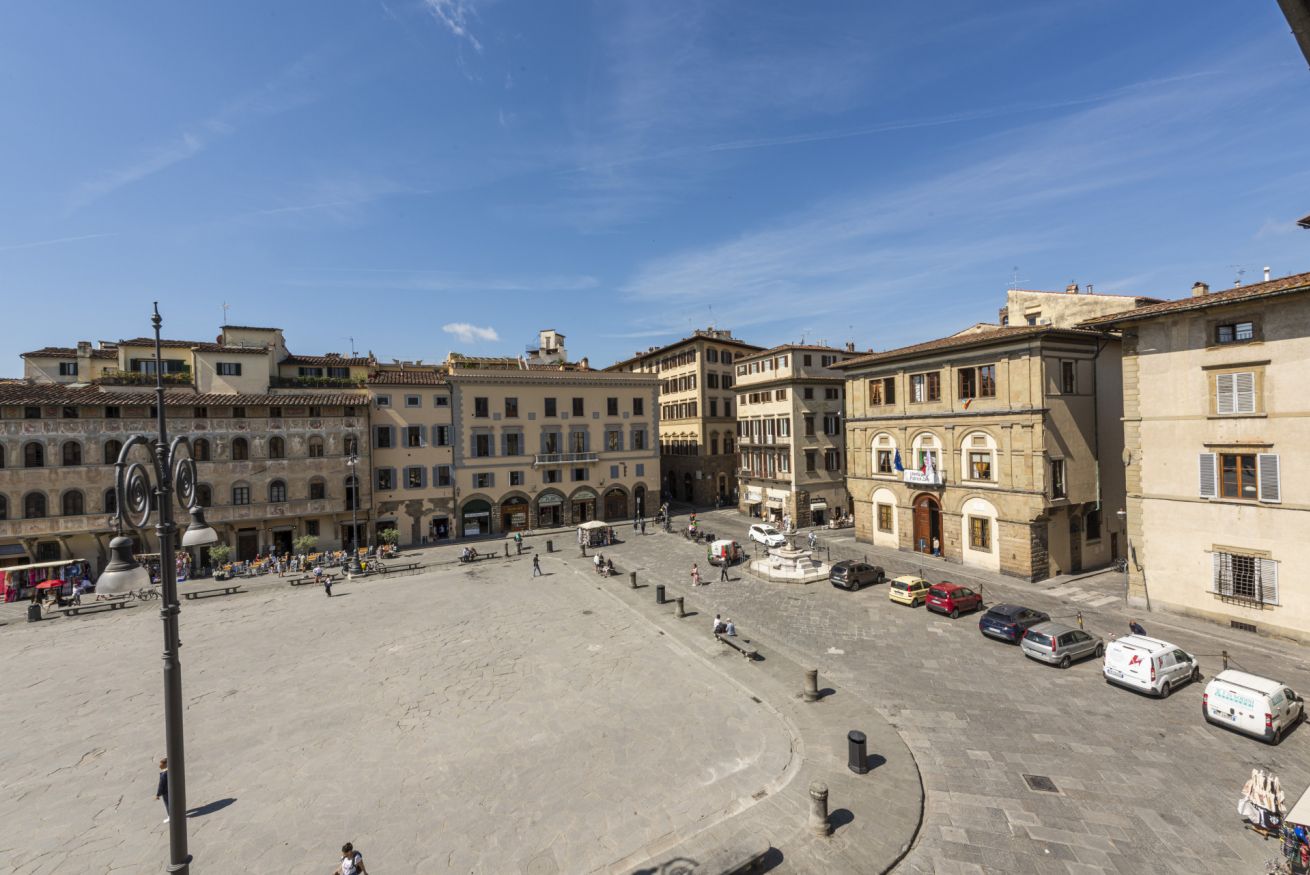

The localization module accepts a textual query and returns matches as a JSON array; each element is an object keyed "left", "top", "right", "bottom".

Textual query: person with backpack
[{"left": 336, "top": 842, "right": 367, "bottom": 874}]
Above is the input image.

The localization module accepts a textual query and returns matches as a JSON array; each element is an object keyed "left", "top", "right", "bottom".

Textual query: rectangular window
[
  {"left": 544, "top": 469, "right": 561, "bottom": 483},
  {"left": 105, "top": 406, "right": 120, "bottom": 419},
  {"left": 1215, "top": 372, "right": 1256, "bottom": 415},
  {"left": 474, "top": 434, "right": 493, "bottom": 457},
  {"left": 926, "top": 372, "right": 940, "bottom": 401},
  {"left": 1050, "top": 459, "right": 1066, "bottom": 499},
  {"left": 474, "top": 397, "right": 489, "bottom": 418},
  {"left": 436, "top": 466, "right": 452, "bottom": 486},
  {"left": 545, "top": 398, "right": 557, "bottom": 417},
  {"left": 606, "top": 397, "right": 619, "bottom": 416},
  {"left": 505, "top": 433, "right": 522, "bottom": 456},
  {"left": 709, "top": 399, "right": 718, "bottom": 417},
  {"left": 969, "top": 517, "right": 991, "bottom": 550},
  {"left": 406, "top": 467, "right": 423, "bottom": 488},
  {"left": 776, "top": 388, "right": 788, "bottom": 401},
  {"left": 194, "top": 406, "right": 208, "bottom": 419},
  {"left": 958, "top": 367, "right": 976, "bottom": 399},
  {"left": 877, "top": 449, "right": 893, "bottom": 474},
  {"left": 327, "top": 366, "right": 350, "bottom": 379},
  {"left": 232, "top": 406, "right": 247, "bottom": 419},
  {"left": 504, "top": 397, "right": 518, "bottom": 418},
  {"left": 825, "top": 387, "right": 839, "bottom": 400},
  {"left": 572, "top": 467, "right": 586, "bottom": 481},
  {"left": 1220, "top": 453, "right": 1258, "bottom": 500},
  {"left": 1212, "top": 552, "right": 1279, "bottom": 605},
  {"left": 435, "top": 395, "right": 449, "bottom": 407},
  {"left": 310, "top": 480, "right": 326, "bottom": 499},
  {"left": 633, "top": 397, "right": 644, "bottom": 416},
  {"left": 1061, "top": 360, "right": 1077, "bottom": 394},
  {"left": 58, "top": 362, "right": 78, "bottom": 376},
  {"left": 632, "top": 429, "right": 646, "bottom": 450},
  {"left": 305, "top": 519, "right": 320, "bottom": 536},
  {"left": 805, "top": 450, "right": 817, "bottom": 472},
  {"left": 825, "top": 449, "right": 841, "bottom": 471},
  {"left": 377, "top": 469, "right": 395, "bottom": 490},
  {"left": 217, "top": 362, "right": 242, "bottom": 376},
  {"left": 911, "top": 374, "right": 925, "bottom": 403},
  {"left": 636, "top": 463, "right": 645, "bottom": 477},
  {"left": 1085, "top": 509, "right": 1102, "bottom": 541},
  {"left": 432, "top": 426, "right": 449, "bottom": 446},
  {"left": 510, "top": 471, "right": 524, "bottom": 486},
  {"left": 1215, "top": 321, "right": 1255, "bottom": 344},
  {"left": 979, "top": 365, "right": 996, "bottom": 397},
  {"left": 877, "top": 503, "right": 894, "bottom": 532},
  {"left": 232, "top": 486, "right": 250, "bottom": 506},
  {"left": 804, "top": 415, "right": 815, "bottom": 436},
  {"left": 62, "top": 406, "right": 78, "bottom": 419},
  {"left": 823, "top": 414, "right": 839, "bottom": 436},
  {"left": 375, "top": 426, "right": 393, "bottom": 449},
  {"left": 375, "top": 395, "right": 391, "bottom": 407},
  {"left": 405, "top": 426, "right": 423, "bottom": 448},
  {"left": 405, "top": 395, "right": 421, "bottom": 408},
  {"left": 473, "top": 473, "right": 492, "bottom": 489},
  {"left": 298, "top": 366, "right": 324, "bottom": 378},
  {"left": 309, "top": 405, "right": 323, "bottom": 418},
  {"left": 572, "top": 397, "right": 584, "bottom": 416},
  {"left": 968, "top": 451, "right": 992, "bottom": 480}
]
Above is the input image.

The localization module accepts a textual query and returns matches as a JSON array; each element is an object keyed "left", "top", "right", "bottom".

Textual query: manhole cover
[{"left": 1023, "top": 774, "right": 1059, "bottom": 793}]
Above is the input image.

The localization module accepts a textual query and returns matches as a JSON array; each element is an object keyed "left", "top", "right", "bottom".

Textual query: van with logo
[
  {"left": 1102, "top": 635, "right": 1200, "bottom": 698},
  {"left": 1203, "top": 670, "right": 1304, "bottom": 744}
]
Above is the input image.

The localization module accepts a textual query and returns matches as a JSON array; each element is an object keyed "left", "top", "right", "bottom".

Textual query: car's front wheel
[
  {"left": 1059, "top": 655, "right": 1071, "bottom": 669},
  {"left": 950, "top": 607, "right": 959, "bottom": 619},
  {"left": 1094, "top": 643, "right": 1104, "bottom": 659}
]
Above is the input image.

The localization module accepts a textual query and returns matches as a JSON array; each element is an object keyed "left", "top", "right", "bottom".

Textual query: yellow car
[{"left": 888, "top": 575, "right": 931, "bottom": 607}]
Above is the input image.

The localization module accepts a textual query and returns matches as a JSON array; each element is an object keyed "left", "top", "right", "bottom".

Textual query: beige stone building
[
  {"left": 446, "top": 332, "right": 660, "bottom": 537},
  {"left": 2, "top": 327, "right": 373, "bottom": 571},
  {"left": 734, "top": 344, "right": 856, "bottom": 527},
  {"left": 366, "top": 365, "right": 455, "bottom": 547},
  {"left": 1083, "top": 272, "right": 1310, "bottom": 640},
  {"left": 838, "top": 305, "right": 1135, "bottom": 580},
  {"left": 607, "top": 329, "right": 761, "bottom": 506}
]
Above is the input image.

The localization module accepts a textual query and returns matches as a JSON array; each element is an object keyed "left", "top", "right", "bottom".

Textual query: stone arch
[
  {"left": 61, "top": 441, "right": 82, "bottom": 466},
  {"left": 191, "top": 438, "right": 210, "bottom": 461},
  {"left": 534, "top": 488, "right": 567, "bottom": 528},
  {"left": 62, "top": 489, "right": 85, "bottom": 516},
  {"left": 870, "top": 430, "right": 898, "bottom": 477},
  {"left": 959, "top": 495, "right": 1000, "bottom": 572},
  {"left": 601, "top": 484, "right": 630, "bottom": 522},
  {"left": 958, "top": 430, "right": 999, "bottom": 484},
  {"left": 103, "top": 438, "right": 123, "bottom": 465},
  {"left": 869, "top": 486, "right": 899, "bottom": 549},
  {"left": 231, "top": 437, "right": 249, "bottom": 461},
  {"left": 459, "top": 494, "right": 495, "bottom": 537},
  {"left": 24, "top": 491, "right": 47, "bottom": 519},
  {"left": 23, "top": 441, "right": 44, "bottom": 468},
  {"left": 498, "top": 491, "right": 532, "bottom": 532}
]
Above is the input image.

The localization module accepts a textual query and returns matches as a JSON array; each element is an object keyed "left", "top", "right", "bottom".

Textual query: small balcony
[
  {"left": 98, "top": 369, "right": 193, "bottom": 387},
  {"left": 533, "top": 452, "right": 599, "bottom": 467}
]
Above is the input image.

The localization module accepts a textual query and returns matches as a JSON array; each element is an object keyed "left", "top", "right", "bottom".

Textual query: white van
[
  {"left": 1203, "top": 670, "right": 1304, "bottom": 744},
  {"left": 1102, "top": 635, "right": 1200, "bottom": 698}
]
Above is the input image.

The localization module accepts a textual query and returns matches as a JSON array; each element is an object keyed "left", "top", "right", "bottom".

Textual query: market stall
[
  {"left": 0, "top": 558, "right": 93, "bottom": 602},
  {"left": 576, "top": 520, "right": 616, "bottom": 548}
]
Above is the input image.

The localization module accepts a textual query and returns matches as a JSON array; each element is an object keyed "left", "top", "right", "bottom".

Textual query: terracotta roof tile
[
  {"left": 20, "top": 347, "right": 78, "bottom": 358},
  {"left": 833, "top": 325, "right": 1100, "bottom": 370},
  {"left": 1080, "top": 272, "right": 1310, "bottom": 328},
  {"left": 367, "top": 370, "right": 447, "bottom": 386},
  {"left": 283, "top": 353, "right": 373, "bottom": 366},
  {"left": 737, "top": 342, "right": 865, "bottom": 362},
  {"left": 0, "top": 381, "right": 367, "bottom": 407}
]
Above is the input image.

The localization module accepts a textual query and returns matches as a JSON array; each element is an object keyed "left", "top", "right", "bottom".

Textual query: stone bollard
[
  {"left": 803, "top": 669, "right": 819, "bottom": 702},
  {"left": 629, "top": 571, "right": 638, "bottom": 589},
  {"left": 675, "top": 596, "right": 685, "bottom": 618},
  {"left": 655, "top": 584, "right": 665, "bottom": 605},
  {"left": 546, "top": 539, "right": 553, "bottom": 553},
  {"left": 504, "top": 542, "right": 511, "bottom": 558},
  {"left": 808, "top": 782, "right": 831, "bottom": 837},
  {"left": 1222, "top": 649, "right": 1229, "bottom": 670}
]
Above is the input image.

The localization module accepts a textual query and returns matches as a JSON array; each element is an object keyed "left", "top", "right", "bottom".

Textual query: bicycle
[
  {"left": 1113, "top": 557, "right": 1128, "bottom": 573},
  {"left": 133, "top": 587, "right": 161, "bottom": 601}
]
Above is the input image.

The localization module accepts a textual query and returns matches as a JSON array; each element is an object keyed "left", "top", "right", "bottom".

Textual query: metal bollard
[
  {"left": 629, "top": 571, "right": 638, "bottom": 589},
  {"left": 504, "top": 543, "right": 510, "bottom": 558},
  {"left": 1076, "top": 611, "right": 1084, "bottom": 629},
  {"left": 1222, "top": 649, "right": 1229, "bottom": 670},
  {"left": 675, "top": 597, "right": 685, "bottom": 618},
  {"left": 808, "top": 782, "right": 831, "bottom": 837},
  {"left": 848, "top": 730, "right": 869, "bottom": 774},
  {"left": 546, "top": 539, "right": 553, "bottom": 553},
  {"left": 803, "top": 669, "right": 819, "bottom": 702},
  {"left": 655, "top": 584, "right": 665, "bottom": 605}
]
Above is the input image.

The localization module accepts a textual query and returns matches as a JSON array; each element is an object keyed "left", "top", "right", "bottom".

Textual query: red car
[{"left": 925, "top": 582, "right": 982, "bottom": 618}]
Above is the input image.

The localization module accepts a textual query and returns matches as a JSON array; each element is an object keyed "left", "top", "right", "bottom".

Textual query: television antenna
[
  {"left": 1008, "top": 266, "right": 1023, "bottom": 291},
  {"left": 1228, "top": 265, "right": 1246, "bottom": 287}
]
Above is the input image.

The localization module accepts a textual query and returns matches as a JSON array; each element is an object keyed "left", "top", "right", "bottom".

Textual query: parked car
[
  {"left": 1203, "top": 670, "right": 1304, "bottom": 744},
  {"left": 888, "top": 575, "right": 931, "bottom": 607},
  {"left": 978, "top": 604, "right": 1050, "bottom": 643},
  {"left": 707, "top": 539, "right": 743, "bottom": 566},
  {"left": 1020, "top": 621, "right": 1105, "bottom": 668},
  {"left": 747, "top": 524, "right": 786, "bottom": 548},
  {"left": 1102, "top": 635, "right": 1199, "bottom": 698},
  {"left": 829, "top": 560, "right": 886, "bottom": 591},
  {"left": 925, "top": 583, "right": 982, "bottom": 618}
]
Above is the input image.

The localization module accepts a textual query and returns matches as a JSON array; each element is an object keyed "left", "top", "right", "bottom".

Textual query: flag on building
[{"left": 893, "top": 449, "right": 904, "bottom": 472}]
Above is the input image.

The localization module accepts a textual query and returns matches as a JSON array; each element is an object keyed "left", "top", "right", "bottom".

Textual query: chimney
[
  {"left": 1065, "top": 282, "right": 1079, "bottom": 294},
  {"left": 76, "top": 341, "right": 91, "bottom": 356},
  {"left": 845, "top": 341, "right": 855, "bottom": 352},
  {"left": 1191, "top": 282, "right": 1210, "bottom": 297},
  {"left": 1085, "top": 284, "right": 1093, "bottom": 295},
  {"left": 1264, "top": 266, "right": 1271, "bottom": 282},
  {"left": 579, "top": 356, "right": 590, "bottom": 370}
]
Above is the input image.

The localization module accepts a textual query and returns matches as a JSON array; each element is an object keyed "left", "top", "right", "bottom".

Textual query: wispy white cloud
[
  {"left": 66, "top": 52, "right": 325, "bottom": 214},
  {"left": 442, "top": 322, "right": 499, "bottom": 343},
  {"left": 0, "top": 232, "right": 115, "bottom": 253},
  {"left": 423, "top": 0, "right": 483, "bottom": 52}
]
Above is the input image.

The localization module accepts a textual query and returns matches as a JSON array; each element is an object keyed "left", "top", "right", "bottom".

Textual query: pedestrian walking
[
  {"left": 690, "top": 563, "right": 702, "bottom": 587},
  {"left": 931, "top": 536, "right": 941, "bottom": 557},
  {"left": 155, "top": 757, "right": 169, "bottom": 822},
  {"left": 640, "top": 518, "right": 646, "bottom": 535},
  {"left": 532, "top": 554, "right": 542, "bottom": 577},
  {"left": 720, "top": 562, "right": 729, "bottom": 582},
  {"left": 335, "top": 842, "right": 368, "bottom": 875}
]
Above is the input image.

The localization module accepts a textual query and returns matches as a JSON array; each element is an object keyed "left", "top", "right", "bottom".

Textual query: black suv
[{"left": 829, "top": 560, "right": 886, "bottom": 591}]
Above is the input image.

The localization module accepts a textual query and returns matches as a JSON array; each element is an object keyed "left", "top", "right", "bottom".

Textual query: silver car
[{"left": 1020, "top": 622, "right": 1104, "bottom": 668}]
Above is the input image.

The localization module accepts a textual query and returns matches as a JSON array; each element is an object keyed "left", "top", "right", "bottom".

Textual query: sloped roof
[
  {"left": 0, "top": 382, "right": 367, "bottom": 407},
  {"left": 833, "top": 325, "right": 1101, "bottom": 370},
  {"left": 736, "top": 342, "right": 862, "bottom": 362},
  {"left": 22, "top": 346, "right": 121, "bottom": 360},
  {"left": 368, "top": 369, "right": 447, "bottom": 386},
  {"left": 283, "top": 354, "right": 373, "bottom": 366},
  {"left": 1079, "top": 271, "right": 1310, "bottom": 328},
  {"left": 606, "top": 332, "right": 764, "bottom": 370}
]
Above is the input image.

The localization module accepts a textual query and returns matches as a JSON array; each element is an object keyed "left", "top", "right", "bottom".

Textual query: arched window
[
  {"left": 0, "top": 494, "right": 7, "bottom": 520},
  {"left": 23, "top": 442, "right": 44, "bottom": 468},
  {"left": 344, "top": 434, "right": 358, "bottom": 456},
  {"left": 103, "top": 439, "right": 122, "bottom": 465},
  {"left": 24, "top": 492, "right": 47, "bottom": 519},
  {"left": 269, "top": 480, "right": 287, "bottom": 503},
  {"left": 231, "top": 437, "right": 249, "bottom": 461},
  {"left": 309, "top": 478, "right": 326, "bottom": 500},
  {"left": 195, "top": 484, "right": 212, "bottom": 507},
  {"left": 0, "top": 444, "right": 5, "bottom": 468},
  {"left": 192, "top": 438, "right": 210, "bottom": 461},
  {"left": 104, "top": 488, "right": 117, "bottom": 515},
  {"left": 724, "top": 436, "right": 734, "bottom": 454},
  {"left": 62, "top": 490, "right": 84, "bottom": 516},
  {"left": 269, "top": 436, "right": 285, "bottom": 459},
  {"left": 911, "top": 432, "right": 941, "bottom": 473},
  {"left": 308, "top": 436, "right": 325, "bottom": 458},
  {"left": 960, "top": 431, "right": 998, "bottom": 483},
  {"left": 871, "top": 432, "right": 898, "bottom": 476},
  {"left": 61, "top": 442, "right": 82, "bottom": 466}
]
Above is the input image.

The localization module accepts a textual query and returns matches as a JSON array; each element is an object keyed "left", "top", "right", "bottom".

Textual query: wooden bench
[
  {"left": 46, "top": 596, "right": 132, "bottom": 618},
  {"left": 183, "top": 584, "right": 244, "bottom": 600},
  {"left": 715, "top": 632, "right": 759, "bottom": 660}
]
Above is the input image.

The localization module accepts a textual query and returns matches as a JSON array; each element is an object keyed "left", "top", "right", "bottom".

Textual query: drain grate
[
  {"left": 1023, "top": 774, "right": 1059, "bottom": 793},
  {"left": 1230, "top": 620, "right": 1257, "bottom": 634}
]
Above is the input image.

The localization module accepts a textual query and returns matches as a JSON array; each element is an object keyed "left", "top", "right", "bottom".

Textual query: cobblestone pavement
[
  {"left": 602, "top": 509, "right": 1310, "bottom": 874},
  {"left": 0, "top": 558, "right": 797, "bottom": 874}
]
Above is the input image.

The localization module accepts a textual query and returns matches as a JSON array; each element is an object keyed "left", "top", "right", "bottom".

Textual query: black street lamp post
[
  {"left": 346, "top": 452, "right": 363, "bottom": 575},
  {"left": 96, "top": 304, "right": 217, "bottom": 875}
]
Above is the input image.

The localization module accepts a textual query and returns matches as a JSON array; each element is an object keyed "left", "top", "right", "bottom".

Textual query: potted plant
[
  {"left": 293, "top": 534, "right": 319, "bottom": 555},
  {"left": 379, "top": 527, "right": 400, "bottom": 556},
  {"left": 207, "top": 544, "right": 232, "bottom": 579}
]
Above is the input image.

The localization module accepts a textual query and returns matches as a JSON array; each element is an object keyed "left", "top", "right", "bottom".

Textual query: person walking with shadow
[
  {"left": 720, "top": 561, "right": 729, "bottom": 583},
  {"left": 532, "top": 554, "right": 542, "bottom": 578},
  {"left": 690, "top": 563, "right": 702, "bottom": 587},
  {"left": 335, "top": 842, "right": 368, "bottom": 874},
  {"left": 155, "top": 757, "right": 169, "bottom": 822}
]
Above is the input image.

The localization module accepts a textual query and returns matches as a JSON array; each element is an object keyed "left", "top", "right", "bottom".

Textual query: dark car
[
  {"left": 829, "top": 560, "right": 886, "bottom": 591},
  {"left": 979, "top": 604, "right": 1050, "bottom": 643},
  {"left": 925, "top": 582, "right": 983, "bottom": 618}
]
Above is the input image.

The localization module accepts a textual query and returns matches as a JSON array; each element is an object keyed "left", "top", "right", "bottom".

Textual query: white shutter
[
  {"left": 1199, "top": 453, "right": 1218, "bottom": 498},
  {"left": 1215, "top": 374, "right": 1235, "bottom": 415},
  {"left": 1260, "top": 559, "right": 1280, "bottom": 606},
  {"left": 1258, "top": 454, "right": 1281, "bottom": 503},
  {"left": 1211, "top": 552, "right": 1223, "bottom": 595},
  {"left": 1234, "top": 372, "right": 1256, "bottom": 414}
]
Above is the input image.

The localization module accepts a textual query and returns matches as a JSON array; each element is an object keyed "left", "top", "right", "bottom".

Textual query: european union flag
[{"left": 893, "top": 449, "right": 904, "bottom": 472}]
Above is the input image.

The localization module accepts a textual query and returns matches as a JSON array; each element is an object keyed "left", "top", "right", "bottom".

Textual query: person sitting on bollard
[
  {"left": 604, "top": 558, "right": 615, "bottom": 577},
  {"left": 725, "top": 618, "right": 736, "bottom": 637}
]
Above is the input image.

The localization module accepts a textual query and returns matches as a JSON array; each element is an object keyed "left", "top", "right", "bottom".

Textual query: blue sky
[{"left": 2, "top": 1, "right": 1308, "bottom": 374}]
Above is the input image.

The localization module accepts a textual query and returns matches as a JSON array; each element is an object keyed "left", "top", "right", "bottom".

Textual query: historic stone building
[
  {"left": 606, "top": 328, "right": 761, "bottom": 506},
  {"left": 446, "top": 332, "right": 660, "bottom": 537},
  {"left": 734, "top": 344, "right": 856, "bottom": 528},
  {"left": 1083, "top": 272, "right": 1310, "bottom": 641},
  {"left": 2, "top": 327, "right": 372, "bottom": 570}
]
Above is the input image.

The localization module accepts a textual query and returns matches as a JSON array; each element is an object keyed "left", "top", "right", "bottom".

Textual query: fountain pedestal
[{"left": 749, "top": 541, "right": 830, "bottom": 584}]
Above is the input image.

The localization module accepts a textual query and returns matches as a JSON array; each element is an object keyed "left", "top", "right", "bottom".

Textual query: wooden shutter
[
  {"left": 1198, "top": 453, "right": 1217, "bottom": 498},
  {"left": 1215, "top": 374, "right": 1235, "bottom": 414},
  {"left": 1258, "top": 454, "right": 1280, "bottom": 503},
  {"left": 1234, "top": 372, "right": 1256, "bottom": 414},
  {"left": 1259, "top": 559, "right": 1280, "bottom": 605},
  {"left": 1211, "top": 552, "right": 1224, "bottom": 595}
]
